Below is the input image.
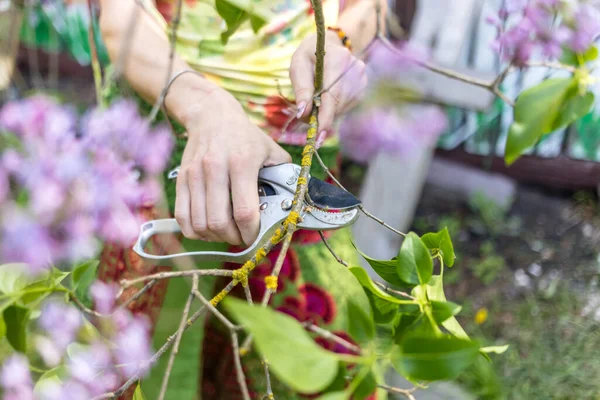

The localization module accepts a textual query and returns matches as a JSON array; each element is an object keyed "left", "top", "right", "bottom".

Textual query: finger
[
  {"left": 203, "top": 155, "right": 243, "bottom": 245},
  {"left": 187, "top": 163, "right": 219, "bottom": 242},
  {"left": 230, "top": 156, "right": 262, "bottom": 246},
  {"left": 264, "top": 142, "right": 292, "bottom": 166},
  {"left": 290, "top": 51, "right": 315, "bottom": 119},
  {"left": 317, "top": 89, "right": 339, "bottom": 136},
  {"left": 174, "top": 167, "right": 202, "bottom": 240}
]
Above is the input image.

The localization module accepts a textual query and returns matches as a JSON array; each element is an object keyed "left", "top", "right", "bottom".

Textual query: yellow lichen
[
  {"left": 271, "top": 228, "right": 283, "bottom": 244},
  {"left": 301, "top": 155, "right": 312, "bottom": 167},
  {"left": 285, "top": 211, "right": 300, "bottom": 226},
  {"left": 255, "top": 247, "right": 267, "bottom": 263},
  {"left": 210, "top": 288, "right": 229, "bottom": 307},
  {"left": 265, "top": 275, "right": 278, "bottom": 291},
  {"left": 297, "top": 176, "right": 308, "bottom": 186}
]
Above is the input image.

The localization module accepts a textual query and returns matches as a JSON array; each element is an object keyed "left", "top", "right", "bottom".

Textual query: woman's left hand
[{"left": 290, "top": 30, "right": 367, "bottom": 138}]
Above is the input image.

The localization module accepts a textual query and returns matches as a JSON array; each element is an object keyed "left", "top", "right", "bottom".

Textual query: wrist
[{"left": 163, "top": 71, "right": 226, "bottom": 126}]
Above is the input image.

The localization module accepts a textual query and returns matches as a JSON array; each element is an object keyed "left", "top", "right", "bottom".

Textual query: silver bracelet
[{"left": 162, "top": 69, "right": 206, "bottom": 108}]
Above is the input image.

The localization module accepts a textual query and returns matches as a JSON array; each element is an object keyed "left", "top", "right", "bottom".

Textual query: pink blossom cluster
[
  {"left": 488, "top": 0, "right": 600, "bottom": 65},
  {"left": 0, "top": 281, "right": 152, "bottom": 400},
  {"left": 339, "top": 105, "right": 448, "bottom": 163},
  {"left": 0, "top": 96, "right": 173, "bottom": 272}
]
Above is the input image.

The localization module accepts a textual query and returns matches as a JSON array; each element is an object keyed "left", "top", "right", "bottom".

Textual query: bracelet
[{"left": 327, "top": 26, "right": 353, "bottom": 52}]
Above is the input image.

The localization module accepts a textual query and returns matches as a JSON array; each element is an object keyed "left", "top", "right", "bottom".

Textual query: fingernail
[{"left": 296, "top": 102, "right": 307, "bottom": 118}]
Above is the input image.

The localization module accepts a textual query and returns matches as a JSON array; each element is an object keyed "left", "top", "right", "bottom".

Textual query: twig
[
  {"left": 192, "top": 288, "right": 236, "bottom": 331},
  {"left": 120, "top": 269, "right": 233, "bottom": 288},
  {"left": 95, "top": 303, "right": 209, "bottom": 399},
  {"left": 69, "top": 292, "right": 105, "bottom": 318},
  {"left": 116, "top": 279, "right": 157, "bottom": 312},
  {"left": 262, "top": 360, "right": 274, "bottom": 400},
  {"left": 378, "top": 383, "right": 418, "bottom": 400},
  {"left": 157, "top": 275, "right": 197, "bottom": 400},
  {"left": 374, "top": 281, "right": 415, "bottom": 300},
  {"left": 231, "top": 331, "right": 251, "bottom": 400},
  {"left": 359, "top": 205, "right": 406, "bottom": 237},
  {"left": 305, "top": 323, "right": 361, "bottom": 354},
  {"left": 319, "top": 231, "right": 348, "bottom": 267},
  {"left": 87, "top": 0, "right": 103, "bottom": 106},
  {"left": 148, "top": 0, "right": 183, "bottom": 121}
]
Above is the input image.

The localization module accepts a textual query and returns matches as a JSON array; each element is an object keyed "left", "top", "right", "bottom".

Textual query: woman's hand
[
  {"left": 290, "top": 30, "right": 368, "bottom": 137},
  {"left": 173, "top": 88, "right": 291, "bottom": 246}
]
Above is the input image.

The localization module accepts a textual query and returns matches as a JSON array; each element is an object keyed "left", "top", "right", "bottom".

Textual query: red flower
[
  {"left": 264, "top": 95, "right": 294, "bottom": 131},
  {"left": 298, "top": 283, "right": 336, "bottom": 324},
  {"left": 276, "top": 296, "right": 307, "bottom": 321}
]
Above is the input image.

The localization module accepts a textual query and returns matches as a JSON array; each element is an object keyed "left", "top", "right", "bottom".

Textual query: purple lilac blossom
[
  {"left": 39, "top": 300, "right": 82, "bottom": 351},
  {"left": 339, "top": 105, "right": 447, "bottom": 163},
  {"left": 489, "top": 0, "right": 600, "bottom": 64},
  {"left": 367, "top": 40, "right": 429, "bottom": 77},
  {"left": 90, "top": 280, "right": 119, "bottom": 314},
  {"left": 0, "top": 96, "right": 173, "bottom": 271},
  {"left": 0, "top": 354, "right": 34, "bottom": 400},
  {"left": 114, "top": 315, "right": 153, "bottom": 378}
]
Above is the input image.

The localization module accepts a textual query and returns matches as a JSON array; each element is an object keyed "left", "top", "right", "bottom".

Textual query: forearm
[
  {"left": 337, "top": 0, "right": 386, "bottom": 53},
  {"left": 98, "top": 0, "right": 221, "bottom": 125}
]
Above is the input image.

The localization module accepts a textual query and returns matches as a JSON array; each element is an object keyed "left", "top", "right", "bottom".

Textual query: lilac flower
[
  {"left": 0, "top": 354, "right": 34, "bottom": 400},
  {"left": 36, "top": 336, "right": 62, "bottom": 367},
  {"left": 90, "top": 280, "right": 119, "bottom": 314},
  {"left": 0, "top": 96, "right": 173, "bottom": 271},
  {"left": 368, "top": 40, "right": 428, "bottom": 77},
  {"left": 340, "top": 105, "right": 447, "bottom": 163},
  {"left": 67, "top": 343, "right": 119, "bottom": 396},
  {"left": 570, "top": 4, "right": 600, "bottom": 52},
  {"left": 39, "top": 300, "right": 82, "bottom": 351},
  {"left": 114, "top": 315, "right": 153, "bottom": 378}
]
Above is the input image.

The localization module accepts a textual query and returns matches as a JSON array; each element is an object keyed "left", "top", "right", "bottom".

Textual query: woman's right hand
[{"left": 172, "top": 87, "right": 291, "bottom": 246}]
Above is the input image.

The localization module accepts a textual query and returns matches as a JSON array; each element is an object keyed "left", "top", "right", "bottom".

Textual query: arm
[
  {"left": 290, "top": 0, "right": 386, "bottom": 137},
  {"left": 99, "top": 0, "right": 291, "bottom": 246}
]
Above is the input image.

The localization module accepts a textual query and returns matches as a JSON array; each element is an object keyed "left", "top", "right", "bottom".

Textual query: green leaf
[
  {"left": 391, "top": 335, "right": 480, "bottom": 381},
  {"left": 421, "top": 228, "right": 455, "bottom": 267},
  {"left": 560, "top": 45, "right": 598, "bottom": 66},
  {"left": 365, "top": 290, "right": 398, "bottom": 324},
  {"left": 353, "top": 369, "right": 377, "bottom": 400},
  {"left": 215, "top": 0, "right": 248, "bottom": 43},
  {"left": 353, "top": 244, "right": 407, "bottom": 286},
  {"left": 505, "top": 77, "right": 576, "bottom": 165},
  {"left": 397, "top": 233, "right": 433, "bottom": 285},
  {"left": 431, "top": 301, "right": 462, "bottom": 324},
  {"left": 349, "top": 267, "right": 419, "bottom": 310},
  {"left": 0, "top": 315, "right": 6, "bottom": 338},
  {"left": 552, "top": 91, "right": 594, "bottom": 130},
  {"left": 0, "top": 263, "right": 38, "bottom": 295},
  {"left": 347, "top": 300, "right": 374, "bottom": 345},
  {"left": 71, "top": 260, "right": 99, "bottom": 306},
  {"left": 426, "top": 276, "right": 468, "bottom": 339},
  {"left": 4, "top": 305, "right": 30, "bottom": 352},
  {"left": 393, "top": 314, "right": 420, "bottom": 345},
  {"left": 480, "top": 344, "right": 509, "bottom": 355},
  {"left": 317, "top": 392, "right": 348, "bottom": 400},
  {"left": 250, "top": 15, "right": 267, "bottom": 33},
  {"left": 133, "top": 383, "right": 147, "bottom": 400},
  {"left": 224, "top": 298, "right": 341, "bottom": 394},
  {"left": 34, "top": 366, "right": 66, "bottom": 397}
]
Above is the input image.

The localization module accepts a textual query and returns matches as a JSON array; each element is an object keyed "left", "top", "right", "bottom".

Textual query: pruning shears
[{"left": 133, "top": 163, "right": 361, "bottom": 266}]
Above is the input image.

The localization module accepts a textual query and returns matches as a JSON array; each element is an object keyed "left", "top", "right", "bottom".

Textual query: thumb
[
  {"left": 264, "top": 142, "right": 292, "bottom": 166},
  {"left": 290, "top": 53, "right": 315, "bottom": 119}
]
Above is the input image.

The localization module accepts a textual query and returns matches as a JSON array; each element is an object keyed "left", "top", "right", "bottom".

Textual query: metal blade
[{"left": 307, "top": 178, "right": 361, "bottom": 210}]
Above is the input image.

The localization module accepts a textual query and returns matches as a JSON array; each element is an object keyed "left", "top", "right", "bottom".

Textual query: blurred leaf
[
  {"left": 391, "top": 335, "right": 480, "bottom": 381},
  {"left": 552, "top": 91, "right": 594, "bottom": 130},
  {"left": 21, "top": 268, "right": 70, "bottom": 305},
  {"left": 133, "top": 383, "right": 147, "bottom": 400},
  {"left": 505, "top": 78, "right": 575, "bottom": 165},
  {"left": 397, "top": 233, "right": 432, "bottom": 285},
  {"left": 347, "top": 300, "right": 374, "bottom": 346},
  {"left": 353, "top": 244, "right": 407, "bottom": 286},
  {"left": 374, "top": 322, "right": 396, "bottom": 355},
  {"left": 431, "top": 300, "right": 462, "bottom": 324},
  {"left": 34, "top": 366, "right": 66, "bottom": 397},
  {"left": 71, "top": 260, "right": 99, "bottom": 307},
  {"left": 560, "top": 46, "right": 598, "bottom": 66},
  {"left": 224, "top": 298, "right": 341, "bottom": 393},
  {"left": 317, "top": 392, "right": 348, "bottom": 400},
  {"left": 354, "top": 369, "right": 377, "bottom": 400},
  {"left": 322, "top": 364, "right": 347, "bottom": 394},
  {"left": 0, "top": 315, "right": 5, "bottom": 339},
  {"left": 393, "top": 314, "right": 420, "bottom": 345},
  {"left": 349, "top": 267, "right": 419, "bottom": 311},
  {"left": 421, "top": 228, "right": 455, "bottom": 267},
  {"left": 365, "top": 290, "right": 398, "bottom": 324},
  {"left": 250, "top": 15, "right": 266, "bottom": 32},
  {"left": 4, "top": 305, "right": 30, "bottom": 352},
  {"left": 480, "top": 345, "right": 509, "bottom": 355},
  {"left": 426, "top": 276, "right": 468, "bottom": 339},
  {"left": 216, "top": 0, "right": 248, "bottom": 43},
  {"left": 0, "top": 263, "right": 38, "bottom": 295}
]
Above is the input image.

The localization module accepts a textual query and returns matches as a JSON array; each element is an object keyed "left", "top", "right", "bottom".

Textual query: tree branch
[{"left": 378, "top": 383, "right": 418, "bottom": 400}]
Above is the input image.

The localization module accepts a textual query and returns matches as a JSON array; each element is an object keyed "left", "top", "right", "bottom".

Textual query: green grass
[{"left": 458, "top": 284, "right": 600, "bottom": 399}]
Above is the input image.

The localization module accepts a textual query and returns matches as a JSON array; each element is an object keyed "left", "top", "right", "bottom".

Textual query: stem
[
  {"left": 120, "top": 269, "right": 233, "bottom": 288},
  {"left": 87, "top": 0, "right": 103, "bottom": 107},
  {"left": 378, "top": 383, "right": 418, "bottom": 400}
]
